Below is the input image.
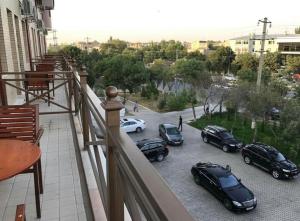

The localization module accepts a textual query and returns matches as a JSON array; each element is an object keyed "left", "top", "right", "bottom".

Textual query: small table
[{"left": 0, "top": 139, "right": 42, "bottom": 218}]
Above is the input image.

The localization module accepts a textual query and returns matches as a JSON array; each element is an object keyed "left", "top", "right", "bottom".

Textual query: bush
[
  {"left": 157, "top": 97, "right": 166, "bottom": 110},
  {"left": 141, "top": 82, "right": 159, "bottom": 99},
  {"left": 166, "top": 94, "right": 187, "bottom": 111}
]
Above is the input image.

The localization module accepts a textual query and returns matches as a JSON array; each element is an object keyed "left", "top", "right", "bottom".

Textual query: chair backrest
[
  {"left": 0, "top": 105, "right": 39, "bottom": 143},
  {"left": 25, "top": 72, "right": 49, "bottom": 88}
]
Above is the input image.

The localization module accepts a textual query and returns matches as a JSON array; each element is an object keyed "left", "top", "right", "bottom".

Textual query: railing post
[
  {"left": 72, "top": 59, "right": 79, "bottom": 114},
  {"left": 101, "top": 86, "right": 124, "bottom": 221},
  {"left": 79, "top": 65, "right": 90, "bottom": 148}
]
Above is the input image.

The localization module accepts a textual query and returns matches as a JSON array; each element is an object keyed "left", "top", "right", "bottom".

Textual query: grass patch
[{"left": 189, "top": 112, "right": 300, "bottom": 165}]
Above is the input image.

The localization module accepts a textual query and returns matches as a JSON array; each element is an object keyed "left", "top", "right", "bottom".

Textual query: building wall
[{"left": 0, "top": 0, "right": 51, "bottom": 105}]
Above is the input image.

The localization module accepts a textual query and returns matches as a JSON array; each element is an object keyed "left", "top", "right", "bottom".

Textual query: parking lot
[{"left": 126, "top": 103, "right": 300, "bottom": 221}]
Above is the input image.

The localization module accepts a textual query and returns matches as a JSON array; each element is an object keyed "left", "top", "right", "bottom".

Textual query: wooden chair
[
  {"left": 24, "top": 72, "right": 50, "bottom": 106},
  {"left": 15, "top": 204, "right": 26, "bottom": 221},
  {"left": 36, "top": 62, "right": 55, "bottom": 97},
  {"left": 0, "top": 105, "right": 44, "bottom": 217}
]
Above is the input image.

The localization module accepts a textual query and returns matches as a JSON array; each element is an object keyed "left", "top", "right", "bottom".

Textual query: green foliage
[
  {"left": 207, "top": 46, "right": 235, "bottom": 74},
  {"left": 237, "top": 67, "right": 271, "bottom": 84},
  {"left": 166, "top": 93, "right": 187, "bottom": 111},
  {"left": 233, "top": 53, "right": 258, "bottom": 73},
  {"left": 157, "top": 96, "right": 167, "bottom": 110},
  {"left": 286, "top": 55, "right": 300, "bottom": 73},
  {"left": 186, "top": 51, "right": 206, "bottom": 61},
  {"left": 140, "top": 82, "right": 159, "bottom": 99},
  {"left": 148, "top": 59, "right": 171, "bottom": 84},
  {"left": 264, "top": 52, "right": 281, "bottom": 72},
  {"left": 172, "top": 58, "right": 212, "bottom": 89},
  {"left": 101, "top": 55, "right": 147, "bottom": 93},
  {"left": 100, "top": 38, "right": 127, "bottom": 55}
]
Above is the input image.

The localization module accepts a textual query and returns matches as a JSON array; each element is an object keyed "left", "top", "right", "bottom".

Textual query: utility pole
[
  {"left": 252, "top": 17, "right": 271, "bottom": 142},
  {"left": 256, "top": 17, "right": 271, "bottom": 93}
]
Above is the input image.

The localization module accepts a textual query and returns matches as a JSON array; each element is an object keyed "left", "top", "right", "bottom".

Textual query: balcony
[{"left": 0, "top": 56, "right": 194, "bottom": 221}]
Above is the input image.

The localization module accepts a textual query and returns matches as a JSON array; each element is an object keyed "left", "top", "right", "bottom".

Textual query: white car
[{"left": 120, "top": 118, "right": 146, "bottom": 133}]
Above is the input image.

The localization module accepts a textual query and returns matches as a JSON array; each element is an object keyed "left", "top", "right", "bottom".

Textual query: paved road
[{"left": 124, "top": 101, "right": 300, "bottom": 221}]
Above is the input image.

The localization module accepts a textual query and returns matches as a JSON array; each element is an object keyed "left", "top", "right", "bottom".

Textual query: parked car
[
  {"left": 191, "top": 162, "right": 257, "bottom": 212},
  {"left": 159, "top": 123, "right": 183, "bottom": 145},
  {"left": 136, "top": 138, "right": 168, "bottom": 162},
  {"left": 241, "top": 143, "right": 299, "bottom": 179},
  {"left": 201, "top": 125, "right": 243, "bottom": 152},
  {"left": 120, "top": 118, "right": 145, "bottom": 133}
]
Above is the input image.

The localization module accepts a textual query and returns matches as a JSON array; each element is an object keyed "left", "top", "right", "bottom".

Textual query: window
[
  {"left": 253, "top": 41, "right": 255, "bottom": 45},
  {"left": 219, "top": 175, "right": 239, "bottom": 188},
  {"left": 236, "top": 40, "right": 241, "bottom": 44}
]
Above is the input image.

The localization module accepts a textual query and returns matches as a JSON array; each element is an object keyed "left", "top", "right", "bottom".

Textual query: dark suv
[
  {"left": 201, "top": 125, "right": 243, "bottom": 152},
  {"left": 241, "top": 143, "right": 299, "bottom": 179},
  {"left": 136, "top": 138, "right": 168, "bottom": 162},
  {"left": 191, "top": 162, "right": 257, "bottom": 212},
  {"left": 159, "top": 124, "right": 183, "bottom": 145}
]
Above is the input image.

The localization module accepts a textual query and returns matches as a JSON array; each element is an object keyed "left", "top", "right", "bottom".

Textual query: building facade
[
  {"left": 0, "top": 0, "right": 54, "bottom": 105},
  {"left": 229, "top": 34, "right": 300, "bottom": 56}
]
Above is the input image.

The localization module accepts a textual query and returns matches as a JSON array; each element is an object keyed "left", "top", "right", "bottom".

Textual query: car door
[
  {"left": 214, "top": 132, "right": 223, "bottom": 147},
  {"left": 161, "top": 126, "right": 168, "bottom": 141},
  {"left": 121, "top": 122, "right": 131, "bottom": 132},
  {"left": 141, "top": 144, "right": 151, "bottom": 159},
  {"left": 256, "top": 148, "right": 270, "bottom": 170},
  {"left": 130, "top": 121, "right": 137, "bottom": 132},
  {"left": 206, "top": 174, "right": 221, "bottom": 198},
  {"left": 207, "top": 129, "right": 218, "bottom": 145}
]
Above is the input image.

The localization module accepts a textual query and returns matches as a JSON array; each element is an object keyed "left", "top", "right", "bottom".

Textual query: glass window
[
  {"left": 270, "top": 152, "right": 286, "bottom": 162},
  {"left": 219, "top": 132, "right": 234, "bottom": 139},
  {"left": 166, "top": 127, "right": 180, "bottom": 135},
  {"left": 219, "top": 175, "right": 239, "bottom": 188}
]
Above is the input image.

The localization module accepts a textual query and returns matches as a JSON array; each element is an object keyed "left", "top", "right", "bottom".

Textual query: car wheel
[
  {"left": 156, "top": 154, "right": 164, "bottom": 162},
  {"left": 223, "top": 198, "right": 233, "bottom": 210},
  {"left": 271, "top": 169, "right": 280, "bottom": 179},
  {"left": 244, "top": 156, "right": 252, "bottom": 164},
  {"left": 193, "top": 174, "right": 201, "bottom": 185},
  {"left": 222, "top": 145, "right": 229, "bottom": 152},
  {"left": 203, "top": 136, "right": 208, "bottom": 143},
  {"left": 136, "top": 127, "right": 142, "bottom": 133}
]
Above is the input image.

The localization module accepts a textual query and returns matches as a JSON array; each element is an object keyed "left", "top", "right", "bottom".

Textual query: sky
[{"left": 50, "top": 0, "right": 300, "bottom": 44}]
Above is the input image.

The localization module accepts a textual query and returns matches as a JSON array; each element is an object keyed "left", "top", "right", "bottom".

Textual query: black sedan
[
  {"left": 201, "top": 125, "right": 243, "bottom": 152},
  {"left": 191, "top": 162, "right": 257, "bottom": 212}
]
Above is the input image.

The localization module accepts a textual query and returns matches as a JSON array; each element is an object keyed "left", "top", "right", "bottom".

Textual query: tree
[
  {"left": 186, "top": 50, "right": 206, "bottom": 61},
  {"left": 148, "top": 59, "right": 170, "bottom": 89},
  {"left": 233, "top": 53, "right": 258, "bottom": 73},
  {"left": 101, "top": 55, "right": 147, "bottom": 103},
  {"left": 295, "top": 27, "right": 300, "bottom": 34},
  {"left": 100, "top": 38, "right": 127, "bottom": 55},
  {"left": 237, "top": 67, "right": 271, "bottom": 84},
  {"left": 286, "top": 55, "right": 300, "bottom": 73},
  {"left": 207, "top": 46, "right": 235, "bottom": 74},
  {"left": 264, "top": 52, "right": 281, "bottom": 72},
  {"left": 173, "top": 58, "right": 212, "bottom": 119}
]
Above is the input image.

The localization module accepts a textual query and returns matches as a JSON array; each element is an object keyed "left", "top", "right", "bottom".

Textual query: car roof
[
  {"left": 161, "top": 123, "right": 177, "bottom": 128},
  {"left": 252, "top": 142, "right": 278, "bottom": 153},
  {"left": 206, "top": 125, "right": 227, "bottom": 132},
  {"left": 136, "top": 138, "right": 164, "bottom": 145},
  {"left": 196, "top": 162, "right": 231, "bottom": 178}
]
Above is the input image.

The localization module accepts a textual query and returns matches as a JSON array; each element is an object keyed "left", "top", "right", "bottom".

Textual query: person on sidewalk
[
  {"left": 133, "top": 101, "right": 139, "bottom": 112},
  {"left": 178, "top": 115, "right": 183, "bottom": 131}
]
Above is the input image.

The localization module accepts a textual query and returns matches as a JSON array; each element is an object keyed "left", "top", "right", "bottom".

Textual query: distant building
[
  {"left": 189, "top": 40, "right": 225, "bottom": 54},
  {"left": 75, "top": 40, "right": 101, "bottom": 52},
  {"left": 127, "top": 42, "right": 158, "bottom": 49},
  {"left": 229, "top": 34, "right": 300, "bottom": 56}
]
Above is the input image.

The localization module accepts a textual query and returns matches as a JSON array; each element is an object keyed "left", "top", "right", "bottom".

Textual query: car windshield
[
  {"left": 271, "top": 152, "right": 286, "bottom": 162},
  {"left": 219, "top": 175, "right": 239, "bottom": 188},
  {"left": 219, "top": 131, "right": 234, "bottom": 139},
  {"left": 166, "top": 127, "right": 180, "bottom": 135}
]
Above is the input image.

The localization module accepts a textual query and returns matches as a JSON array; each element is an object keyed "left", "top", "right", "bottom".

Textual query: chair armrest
[
  {"left": 35, "top": 128, "right": 44, "bottom": 145},
  {"left": 15, "top": 204, "right": 26, "bottom": 221}
]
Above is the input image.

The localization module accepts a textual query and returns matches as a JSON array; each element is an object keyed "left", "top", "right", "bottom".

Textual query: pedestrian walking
[
  {"left": 133, "top": 101, "right": 139, "bottom": 112},
  {"left": 178, "top": 115, "right": 183, "bottom": 131},
  {"left": 205, "top": 106, "right": 209, "bottom": 115}
]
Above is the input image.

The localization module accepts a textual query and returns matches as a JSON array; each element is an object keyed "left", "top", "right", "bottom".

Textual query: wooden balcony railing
[{"left": 0, "top": 54, "right": 195, "bottom": 221}]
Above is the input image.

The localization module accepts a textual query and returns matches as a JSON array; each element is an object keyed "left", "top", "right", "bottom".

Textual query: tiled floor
[{"left": 0, "top": 82, "right": 87, "bottom": 220}]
